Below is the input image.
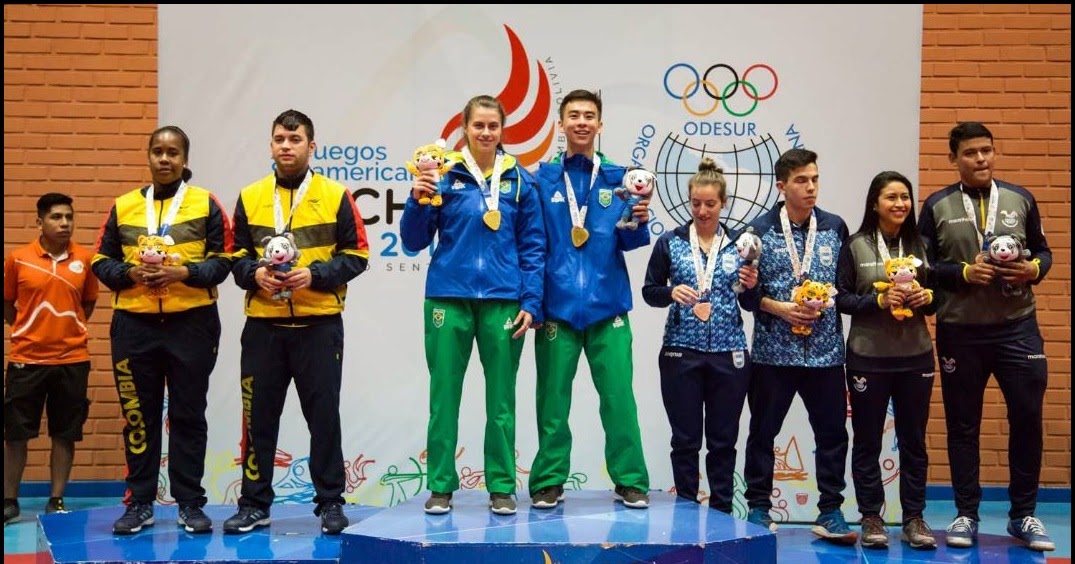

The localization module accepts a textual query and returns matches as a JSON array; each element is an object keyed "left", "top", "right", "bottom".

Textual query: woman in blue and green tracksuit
[
  {"left": 641, "top": 158, "right": 759, "bottom": 513},
  {"left": 400, "top": 95, "right": 545, "bottom": 515}
]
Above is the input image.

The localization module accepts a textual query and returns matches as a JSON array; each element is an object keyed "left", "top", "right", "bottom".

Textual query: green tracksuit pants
[
  {"left": 529, "top": 315, "right": 649, "bottom": 495},
  {"left": 425, "top": 298, "right": 523, "bottom": 495}
]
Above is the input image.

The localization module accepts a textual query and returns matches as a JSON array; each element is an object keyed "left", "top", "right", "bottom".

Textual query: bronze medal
[{"left": 692, "top": 302, "right": 712, "bottom": 321}]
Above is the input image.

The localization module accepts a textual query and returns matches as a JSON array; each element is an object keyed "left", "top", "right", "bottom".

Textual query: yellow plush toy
[
  {"left": 790, "top": 279, "right": 837, "bottom": 336},
  {"left": 137, "top": 234, "right": 180, "bottom": 267},
  {"left": 872, "top": 255, "right": 931, "bottom": 321},
  {"left": 405, "top": 139, "right": 454, "bottom": 206},
  {"left": 137, "top": 234, "right": 181, "bottom": 297}
]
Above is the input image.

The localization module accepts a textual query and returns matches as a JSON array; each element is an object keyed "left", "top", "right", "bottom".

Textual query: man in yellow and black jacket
[{"left": 223, "top": 109, "right": 369, "bottom": 536}]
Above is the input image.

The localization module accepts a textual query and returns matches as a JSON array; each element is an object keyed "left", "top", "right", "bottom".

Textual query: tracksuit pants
[
  {"left": 529, "top": 315, "right": 649, "bottom": 495},
  {"left": 110, "top": 304, "right": 219, "bottom": 507},
  {"left": 424, "top": 298, "right": 523, "bottom": 495}
]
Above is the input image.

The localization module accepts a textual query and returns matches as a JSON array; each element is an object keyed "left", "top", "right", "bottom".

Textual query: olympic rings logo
[{"left": 663, "top": 63, "right": 779, "bottom": 117}]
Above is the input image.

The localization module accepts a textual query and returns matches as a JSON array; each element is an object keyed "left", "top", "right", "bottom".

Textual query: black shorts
[{"left": 4, "top": 361, "right": 90, "bottom": 441}]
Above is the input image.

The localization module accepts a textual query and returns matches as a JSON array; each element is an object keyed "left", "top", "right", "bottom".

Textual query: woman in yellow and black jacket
[{"left": 92, "top": 125, "right": 233, "bottom": 535}]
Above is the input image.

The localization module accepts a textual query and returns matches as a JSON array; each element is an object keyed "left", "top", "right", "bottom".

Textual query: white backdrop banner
[{"left": 158, "top": 5, "right": 923, "bottom": 522}]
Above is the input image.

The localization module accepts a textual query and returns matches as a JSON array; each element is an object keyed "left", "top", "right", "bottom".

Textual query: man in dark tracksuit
[
  {"left": 919, "top": 122, "right": 1054, "bottom": 552},
  {"left": 224, "top": 110, "right": 370, "bottom": 536},
  {"left": 739, "top": 148, "right": 855, "bottom": 544}
]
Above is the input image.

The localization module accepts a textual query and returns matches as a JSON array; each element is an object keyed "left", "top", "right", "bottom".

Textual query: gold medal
[
  {"left": 571, "top": 226, "right": 589, "bottom": 248},
  {"left": 483, "top": 210, "right": 501, "bottom": 231},
  {"left": 692, "top": 302, "right": 712, "bottom": 322}
]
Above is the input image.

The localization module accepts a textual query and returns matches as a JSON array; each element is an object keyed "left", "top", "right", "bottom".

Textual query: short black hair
[
  {"left": 774, "top": 148, "right": 818, "bottom": 183},
  {"left": 559, "top": 89, "right": 602, "bottom": 120},
  {"left": 36, "top": 192, "right": 73, "bottom": 218},
  {"left": 273, "top": 109, "right": 315, "bottom": 141},
  {"left": 948, "top": 122, "right": 993, "bottom": 155}
]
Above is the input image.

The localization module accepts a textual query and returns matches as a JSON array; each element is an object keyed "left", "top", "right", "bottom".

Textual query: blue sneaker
[
  {"left": 1007, "top": 516, "right": 1055, "bottom": 552},
  {"left": 812, "top": 509, "right": 857, "bottom": 544},
  {"left": 746, "top": 507, "right": 778, "bottom": 532},
  {"left": 945, "top": 516, "right": 978, "bottom": 548}
]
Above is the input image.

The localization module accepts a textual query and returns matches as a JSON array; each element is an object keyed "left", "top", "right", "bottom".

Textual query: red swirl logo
[{"left": 439, "top": 25, "right": 555, "bottom": 167}]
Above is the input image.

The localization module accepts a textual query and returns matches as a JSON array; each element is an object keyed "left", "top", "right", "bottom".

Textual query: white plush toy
[
  {"left": 732, "top": 226, "right": 763, "bottom": 293},
  {"left": 259, "top": 233, "right": 301, "bottom": 301},
  {"left": 614, "top": 167, "right": 656, "bottom": 230}
]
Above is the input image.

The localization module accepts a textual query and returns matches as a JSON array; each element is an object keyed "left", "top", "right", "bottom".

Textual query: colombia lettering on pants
[
  {"left": 238, "top": 316, "right": 346, "bottom": 509},
  {"left": 111, "top": 304, "right": 220, "bottom": 506}
]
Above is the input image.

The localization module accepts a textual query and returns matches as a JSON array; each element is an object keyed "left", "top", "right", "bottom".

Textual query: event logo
[
  {"left": 635, "top": 60, "right": 798, "bottom": 235},
  {"left": 663, "top": 62, "right": 779, "bottom": 117},
  {"left": 650, "top": 133, "right": 782, "bottom": 232},
  {"left": 439, "top": 25, "right": 555, "bottom": 168}
]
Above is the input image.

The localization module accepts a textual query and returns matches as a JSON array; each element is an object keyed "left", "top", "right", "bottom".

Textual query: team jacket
[
  {"left": 535, "top": 152, "right": 649, "bottom": 331},
  {"left": 739, "top": 203, "right": 848, "bottom": 367},
  {"left": 232, "top": 171, "right": 370, "bottom": 319},
  {"left": 400, "top": 153, "right": 545, "bottom": 319},
  {"left": 92, "top": 182, "right": 233, "bottom": 314},
  {"left": 642, "top": 222, "right": 753, "bottom": 353},
  {"left": 835, "top": 232, "right": 935, "bottom": 374},
  {"left": 918, "top": 180, "right": 1051, "bottom": 342}
]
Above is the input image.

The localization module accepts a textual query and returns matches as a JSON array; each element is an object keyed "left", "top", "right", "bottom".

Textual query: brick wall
[
  {"left": 4, "top": 4, "right": 157, "bottom": 481},
  {"left": 4, "top": 5, "right": 1071, "bottom": 487},
  {"left": 920, "top": 4, "right": 1071, "bottom": 486}
]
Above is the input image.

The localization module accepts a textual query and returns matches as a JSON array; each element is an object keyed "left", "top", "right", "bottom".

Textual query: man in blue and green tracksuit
[{"left": 528, "top": 89, "right": 651, "bottom": 510}]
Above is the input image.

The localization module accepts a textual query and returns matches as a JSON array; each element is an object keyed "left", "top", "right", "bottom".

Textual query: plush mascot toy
[
  {"left": 790, "top": 279, "right": 837, "bottom": 336},
  {"left": 137, "top": 234, "right": 181, "bottom": 296},
  {"left": 259, "top": 233, "right": 301, "bottom": 301},
  {"left": 614, "top": 167, "right": 656, "bottom": 230},
  {"left": 405, "top": 139, "right": 454, "bottom": 206},
  {"left": 985, "top": 233, "right": 1031, "bottom": 295},
  {"left": 732, "top": 226, "right": 762, "bottom": 293},
  {"left": 873, "top": 255, "right": 929, "bottom": 320}
]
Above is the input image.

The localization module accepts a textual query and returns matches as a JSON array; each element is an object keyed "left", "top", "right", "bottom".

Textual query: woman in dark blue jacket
[{"left": 642, "top": 157, "right": 758, "bottom": 514}]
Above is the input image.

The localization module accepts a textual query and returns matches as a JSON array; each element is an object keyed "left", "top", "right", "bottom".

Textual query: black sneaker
[
  {"left": 4, "top": 499, "right": 19, "bottom": 525},
  {"left": 113, "top": 501, "right": 155, "bottom": 535},
  {"left": 45, "top": 497, "right": 67, "bottom": 514},
  {"left": 223, "top": 505, "right": 271, "bottom": 534},
  {"left": 316, "top": 501, "right": 349, "bottom": 535},
  {"left": 177, "top": 505, "right": 213, "bottom": 534}
]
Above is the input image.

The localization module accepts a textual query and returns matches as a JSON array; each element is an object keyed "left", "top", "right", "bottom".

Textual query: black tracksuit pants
[{"left": 111, "top": 304, "right": 220, "bottom": 507}]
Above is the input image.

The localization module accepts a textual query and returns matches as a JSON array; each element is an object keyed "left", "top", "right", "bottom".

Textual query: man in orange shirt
[{"left": 4, "top": 193, "right": 99, "bottom": 525}]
